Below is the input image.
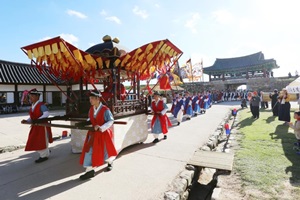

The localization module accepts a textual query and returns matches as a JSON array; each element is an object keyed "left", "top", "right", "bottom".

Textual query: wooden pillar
[
  {"left": 43, "top": 85, "right": 46, "bottom": 103},
  {"left": 209, "top": 73, "right": 211, "bottom": 82},
  {"left": 14, "top": 84, "right": 19, "bottom": 105},
  {"left": 222, "top": 73, "right": 225, "bottom": 81},
  {"left": 263, "top": 69, "right": 266, "bottom": 78}
]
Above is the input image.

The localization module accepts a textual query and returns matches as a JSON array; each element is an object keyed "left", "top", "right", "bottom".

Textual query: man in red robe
[
  {"left": 79, "top": 90, "right": 118, "bottom": 180},
  {"left": 151, "top": 92, "right": 172, "bottom": 143},
  {"left": 21, "top": 89, "right": 53, "bottom": 163}
]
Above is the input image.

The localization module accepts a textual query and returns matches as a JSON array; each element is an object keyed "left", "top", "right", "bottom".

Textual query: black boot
[
  {"left": 152, "top": 138, "right": 159, "bottom": 143},
  {"left": 35, "top": 157, "right": 48, "bottom": 163},
  {"left": 177, "top": 122, "right": 180, "bottom": 126},
  {"left": 163, "top": 135, "right": 167, "bottom": 140},
  {"left": 79, "top": 170, "right": 95, "bottom": 180},
  {"left": 107, "top": 163, "right": 113, "bottom": 171}
]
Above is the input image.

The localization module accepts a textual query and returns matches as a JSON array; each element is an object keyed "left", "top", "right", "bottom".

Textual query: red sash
[{"left": 151, "top": 100, "right": 172, "bottom": 134}]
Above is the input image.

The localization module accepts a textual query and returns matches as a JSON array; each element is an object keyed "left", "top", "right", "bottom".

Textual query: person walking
[
  {"left": 172, "top": 93, "right": 184, "bottom": 125},
  {"left": 21, "top": 89, "right": 53, "bottom": 163},
  {"left": 79, "top": 90, "right": 118, "bottom": 180},
  {"left": 250, "top": 91, "right": 260, "bottom": 119},
  {"left": 184, "top": 92, "right": 193, "bottom": 120},
  {"left": 269, "top": 89, "right": 279, "bottom": 116},
  {"left": 150, "top": 92, "right": 172, "bottom": 143}
]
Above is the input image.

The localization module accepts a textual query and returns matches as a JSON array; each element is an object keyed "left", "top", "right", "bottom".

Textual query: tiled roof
[
  {"left": 0, "top": 59, "right": 64, "bottom": 84},
  {"left": 203, "top": 52, "right": 278, "bottom": 74}
]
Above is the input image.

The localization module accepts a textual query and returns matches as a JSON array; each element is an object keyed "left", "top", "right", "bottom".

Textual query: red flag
[{"left": 159, "top": 75, "right": 171, "bottom": 90}]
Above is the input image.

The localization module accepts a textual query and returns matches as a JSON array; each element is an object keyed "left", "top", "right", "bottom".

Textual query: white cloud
[
  {"left": 132, "top": 6, "right": 148, "bottom": 19},
  {"left": 212, "top": 9, "right": 234, "bottom": 25},
  {"left": 185, "top": 13, "right": 201, "bottom": 33},
  {"left": 100, "top": 9, "right": 107, "bottom": 16},
  {"left": 105, "top": 16, "right": 121, "bottom": 24},
  {"left": 59, "top": 33, "right": 79, "bottom": 46},
  {"left": 154, "top": 4, "right": 160, "bottom": 8},
  {"left": 66, "top": 9, "right": 87, "bottom": 19}
]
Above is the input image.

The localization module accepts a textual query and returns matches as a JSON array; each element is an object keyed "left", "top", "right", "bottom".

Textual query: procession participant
[
  {"left": 184, "top": 92, "right": 193, "bottom": 120},
  {"left": 278, "top": 88, "right": 291, "bottom": 125},
  {"left": 192, "top": 92, "right": 200, "bottom": 116},
  {"left": 199, "top": 93, "right": 205, "bottom": 114},
  {"left": 250, "top": 91, "right": 260, "bottom": 119},
  {"left": 172, "top": 93, "right": 184, "bottom": 125},
  {"left": 79, "top": 90, "right": 118, "bottom": 180},
  {"left": 269, "top": 89, "right": 279, "bottom": 116},
  {"left": 150, "top": 92, "right": 172, "bottom": 143},
  {"left": 21, "top": 89, "right": 53, "bottom": 163},
  {"left": 203, "top": 92, "right": 209, "bottom": 113}
]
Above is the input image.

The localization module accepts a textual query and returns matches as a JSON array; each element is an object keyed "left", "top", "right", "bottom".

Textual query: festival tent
[{"left": 286, "top": 77, "right": 300, "bottom": 94}]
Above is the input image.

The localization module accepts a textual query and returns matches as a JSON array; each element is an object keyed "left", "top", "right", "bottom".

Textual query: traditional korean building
[
  {"left": 0, "top": 59, "right": 66, "bottom": 112},
  {"left": 203, "top": 52, "right": 279, "bottom": 81}
]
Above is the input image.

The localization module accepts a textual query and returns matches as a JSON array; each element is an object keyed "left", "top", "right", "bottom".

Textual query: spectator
[
  {"left": 250, "top": 91, "right": 260, "bottom": 119},
  {"left": 288, "top": 111, "right": 300, "bottom": 154},
  {"left": 278, "top": 88, "right": 291, "bottom": 125}
]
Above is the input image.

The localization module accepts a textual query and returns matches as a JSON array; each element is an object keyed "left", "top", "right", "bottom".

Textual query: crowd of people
[{"left": 20, "top": 86, "right": 300, "bottom": 180}]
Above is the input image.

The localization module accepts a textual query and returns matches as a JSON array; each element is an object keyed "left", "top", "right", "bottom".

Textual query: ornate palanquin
[{"left": 21, "top": 35, "right": 183, "bottom": 120}]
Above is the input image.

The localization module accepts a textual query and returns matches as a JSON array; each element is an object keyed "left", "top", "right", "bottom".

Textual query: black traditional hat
[
  {"left": 153, "top": 91, "right": 160, "bottom": 96},
  {"left": 89, "top": 89, "right": 102, "bottom": 97},
  {"left": 29, "top": 88, "right": 41, "bottom": 95}
]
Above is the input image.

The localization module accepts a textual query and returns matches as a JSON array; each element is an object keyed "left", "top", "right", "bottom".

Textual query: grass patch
[{"left": 234, "top": 108, "right": 300, "bottom": 199}]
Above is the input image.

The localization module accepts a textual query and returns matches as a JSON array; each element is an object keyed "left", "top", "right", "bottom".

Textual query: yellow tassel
[
  {"left": 57, "top": 51, "right": 62, "bottom": 59},
  {"left": 50, "top": 53, "right": 55, "bottom": 61},
  {"left": 73, "top": 49, "right": 83, "bottom": 62},
  {"left": 105, "top": 60, "right": 110, "bottom": 68},
  {"left": 145, "top": 44, "right": 153, "bottom": 52},
  {"left": 114, "top": 58, "right": 121, "bottom": 66},
  {"left": 84, "top": 54, "right": 96, "bottom": 65},
  {"left": 32, "top": 48, "right": 39, "bottom": 58},
  {"left": 146, "top": 53, "right": 153, "bottom": 63},
  {"left": 45, "top": 45, "right": 52, "bottom": 56},
  {"left": 38, "top": 47, "right": 44, "bottom": 57},
  {"left": 138, "top": 53, "right": 144, "bottom": 61},
  {"left": 52, "top": 43, "right": 59, "bottom": 54},
  {"left": 96, "top": 58, "right": 103, "bottom": 68},
  {"left": 59, "top": 42, "right": 66, "bottom": 52},
  {"left": 27, "top": 50, "right": 33, "bottom": 59}
]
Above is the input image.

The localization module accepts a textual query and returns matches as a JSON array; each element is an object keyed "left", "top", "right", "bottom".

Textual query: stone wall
[{"left": 181, "top": 77, "right": 296, "bottom": 92}]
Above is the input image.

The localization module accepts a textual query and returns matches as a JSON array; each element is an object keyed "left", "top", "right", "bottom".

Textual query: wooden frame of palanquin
[{"left": 21, "top": 36, "right": 183, "bottom": 129}]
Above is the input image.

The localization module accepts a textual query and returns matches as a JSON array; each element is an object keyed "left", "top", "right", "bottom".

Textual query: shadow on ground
[{"left": 270, "top": 124, "right": 300, "bottom": 186}]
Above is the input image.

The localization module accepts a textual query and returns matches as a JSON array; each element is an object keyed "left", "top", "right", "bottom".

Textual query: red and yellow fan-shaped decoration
[
  {"left": 117, "top": 39, "right": 183, "bottom": 80},
  {"left": 21, "top": 37, "right": 183, "bottom": 82},
  {"left": 21, "top": 37, "right": 107, "bottom": 81}
]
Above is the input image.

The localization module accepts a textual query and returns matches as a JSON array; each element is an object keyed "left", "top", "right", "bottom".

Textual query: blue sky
[{"left": 0, "top": 0, "right": 299, "bottom": 81}]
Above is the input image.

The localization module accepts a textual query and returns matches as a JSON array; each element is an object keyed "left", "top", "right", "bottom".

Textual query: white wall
[
  {"left": 6, "top": 92, "right": 14, "bottom": 103},
  {"left": 18, "top": 85, "right": 43, "bottom": 91},
  {"left": 0, "top": 85, "right": 14, "bottom": 91},
  {"left": 46, "top": 85, "right": 67, "bottom": 91}
]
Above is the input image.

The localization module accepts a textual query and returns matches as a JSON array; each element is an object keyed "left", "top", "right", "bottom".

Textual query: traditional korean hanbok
[
  {"left": 25, "top": 101, "right": 53, "bottom": 160},
  {"left": 80, "top": 104, "right": 118, "bottom": 168},
  {"left": 192, "top": 95, "right": 200, "bottom": 116},
  {"left": 151, "top": 99, "right": 172, "bottom": 138},
  {"left": 184, "top": 96, "right": 193, "bottom": 119},
  {"left": 172, "top": 97, "right": 184, "bottom": 125}
]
